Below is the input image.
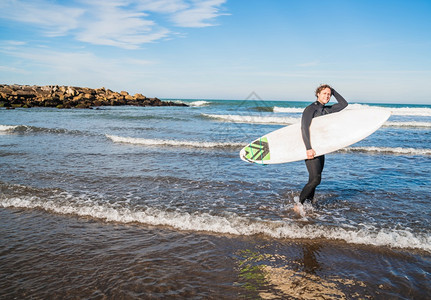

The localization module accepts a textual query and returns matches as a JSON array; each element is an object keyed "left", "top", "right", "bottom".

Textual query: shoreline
[
  {"left": 1, "top": 207, "right": 429, "bottom": 299},
  {"left": 0, "top": 84, "right": 188, "bottom": 109}
]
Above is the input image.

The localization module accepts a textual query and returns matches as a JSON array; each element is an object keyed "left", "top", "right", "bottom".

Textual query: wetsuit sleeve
[
  {"left": 327, "top": 89, "right": 348, "bottom": 113},
  {"left": 301, "top": 105, "right": 314, "bottom": 150}
]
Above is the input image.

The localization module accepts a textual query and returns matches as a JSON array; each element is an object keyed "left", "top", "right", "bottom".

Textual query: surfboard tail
[{"left": 240, "top": 137, "right": 271, "bottom": 164}]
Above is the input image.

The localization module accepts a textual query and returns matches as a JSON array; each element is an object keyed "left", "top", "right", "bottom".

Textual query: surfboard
[{"left": 240, "top": 108, "right": 391, "bottom": 164}]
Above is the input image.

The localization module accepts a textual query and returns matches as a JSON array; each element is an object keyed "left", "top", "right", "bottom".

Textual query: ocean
[{"left": 1, "top": 98, "right": 430, "bottom": 299}]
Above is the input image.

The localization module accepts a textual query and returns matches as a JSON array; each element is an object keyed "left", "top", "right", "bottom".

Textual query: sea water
[{"left": 1, "top": 99, "right": 430, "bottom": 298}]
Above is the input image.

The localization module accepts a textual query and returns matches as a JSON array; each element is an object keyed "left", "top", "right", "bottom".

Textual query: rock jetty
[{"left": 0, "top": 84, "right": 187, "bottom": 108}]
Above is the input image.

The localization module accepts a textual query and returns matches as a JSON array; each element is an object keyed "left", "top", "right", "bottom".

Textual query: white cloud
[
  {"left": 0, "top": 42, "right": 155, "bottom": 89},
  {"left": 3, "top": 41, "right": 28, "bottom": 46},
  {"left": 0, "top": 65, "right": 30, "bottom": 74},
  {"left": 0, "top": 0, "right": 84, "bottom": 37},
  {"left": 135, "top": 0, "right": 189, "bottom": 13},
  {"left": 0, "top": 0, "right": 228, "bottom": 48},
  {"left": 76, "top": 1, "right": 171, "bottom": 49},
  {"left": 170, "top": 0, "right": 228, "bottom": 27}
]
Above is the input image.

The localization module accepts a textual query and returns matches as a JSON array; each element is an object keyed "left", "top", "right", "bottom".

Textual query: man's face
[{"left": 317, "top": 88, "right": 331, "bottom": 105}]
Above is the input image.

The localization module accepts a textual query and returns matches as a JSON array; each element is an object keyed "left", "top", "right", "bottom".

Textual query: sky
[{"left": 0, "top": 0, "right": 430, "bottom": 104}]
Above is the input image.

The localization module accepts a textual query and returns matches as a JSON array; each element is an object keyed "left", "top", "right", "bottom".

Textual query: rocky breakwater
[{"left": 0, "top": 84, "right": 187, "bottom": 108}]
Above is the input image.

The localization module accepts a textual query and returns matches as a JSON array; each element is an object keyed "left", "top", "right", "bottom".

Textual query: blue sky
[{"left": 0, "top": 0, "right": 430, "bottom": 103}]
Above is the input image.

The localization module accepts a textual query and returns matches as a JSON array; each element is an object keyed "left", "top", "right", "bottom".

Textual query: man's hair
[{"left": 315, "top": 84, "right": 332, "bottom": 97}]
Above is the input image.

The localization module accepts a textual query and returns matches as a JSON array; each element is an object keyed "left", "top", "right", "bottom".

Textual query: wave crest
[
  {"left": 1, "top": 193, "right": 429, "bottom": 252},
  {"left": 202, "top": 114, "right": 300, "bottom": 124},
  {"left": 106, "top": 134, "right": 243, "bottom": 148},
  {"left": 274, "top": 104, "right": 431, "bottom": 116},
  {"left": 0, "top": 125, "right": 20, "bottom": 132},
  {"left": 273, "top": 107, "right": 304, "bottom": 113},
  {"left": 202, "top": 113, "right": 431, "bottom": 128},
  {"left": 384, "top": 121, "right": 431, "bottom": 128},
  {"left": 340, "top": 146, "right": 431, "bottom": 156},
  {"left": 189, "top": 100, "right": 211, "bottom": 107},
  {"left": 0, "top": 124, "right": 77, "bottom": 134}
]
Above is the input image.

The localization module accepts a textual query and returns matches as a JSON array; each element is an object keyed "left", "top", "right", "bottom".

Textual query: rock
[
  {"left": 134, "top": 93, "right": 146, "bottom": 100},
  {"left": 66, "top": 86, "right": 77, "bottom": 96},
  {"left": 84, "top": 93, "right": 95, "bottom": 100},
  {"left": 73, "top": 94, "right": 84, "bottom": 101},
  {"left": 0, "top": 84, "right": 188, "bottom": 109},
  {"left": 92, "top": 100, "right": 102, "bottom": 107},
  {"left": 75, "top": 103, "right": 90, "bottom": 109}
]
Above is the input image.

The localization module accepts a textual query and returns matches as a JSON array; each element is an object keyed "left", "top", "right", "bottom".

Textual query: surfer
[{"left": 296, "top": 84, "right": 348, "bottom": 208}]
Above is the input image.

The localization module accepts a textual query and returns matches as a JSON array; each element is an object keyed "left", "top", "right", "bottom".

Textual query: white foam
[
  {"left": 202, "top": 114, "right": 300, "bottom": 125},
  {"left": 0, "top": 125, "right": 19, "bottom": 132},
  {"left": 340, "top": 146, "right": 431, "bottom": 156},
  {"left": 384, "top": 121, "right": 431, "bottom": 128},
  {"left": 273, "top": 104, "right": 431, "bottom": 116},
  {"left": 169, "top": 100, "right": 210, "bottom": 107},
  {"left": 292, "top": 197, "right": 308, "bottom": 221},
  {"left": 188, "top": 100, "right": 211, "bottom": 107},
  {"left": 273, "top": 104, "right": 374, "bottom": 114},
  {"left": 273, "top": 107, "right": 304, "bottom": 113},
  {"left": 386, "top": 106, "right": 431, "bottom": 117},
  {"left": 222, "top": 110, "right": 431, "bottom": 128},
  {"left": 106, "top": 134, "right": 243, "bottom": 148},
  {"left": 1, "top": 195, "right": 430, "bottom": 252},
  {"left": 273, "top": 105, "right": 373, "bottom": 114}
]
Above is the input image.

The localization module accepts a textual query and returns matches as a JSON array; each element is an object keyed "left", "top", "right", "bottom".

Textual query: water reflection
[
  {"left": 302, "top": 243, "right": 322, "bottom": 274},
  {"left": 235, "top": 241, "right": 368, "bottom": 299}
]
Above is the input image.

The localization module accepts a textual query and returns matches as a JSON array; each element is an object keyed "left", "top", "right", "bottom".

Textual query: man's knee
[{"left": 310, "top": 174, "right": 321, "bottom": 187}]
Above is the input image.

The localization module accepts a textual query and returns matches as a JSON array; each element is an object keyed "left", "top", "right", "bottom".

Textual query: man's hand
[{"left": 306, "top": 149, "right": 316, "bottom": 159}]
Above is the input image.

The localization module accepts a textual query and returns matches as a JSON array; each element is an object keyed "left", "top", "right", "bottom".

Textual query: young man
[{"left": 298, "top": 84, "right": 348, "bottom": 205}]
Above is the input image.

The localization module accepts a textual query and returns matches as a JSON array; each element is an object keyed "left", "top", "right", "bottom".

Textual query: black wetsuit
[{"left": 299, "top": 89, "right": 348, "bottom": 204}]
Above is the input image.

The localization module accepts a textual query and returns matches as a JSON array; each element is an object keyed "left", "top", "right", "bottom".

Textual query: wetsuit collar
[{"left": 314, "top": 100, "right": 327, "bottom": 115}]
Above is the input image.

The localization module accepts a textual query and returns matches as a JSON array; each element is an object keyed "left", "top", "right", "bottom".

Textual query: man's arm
[
  {"left": 301, "top": 105, "right": 314, "bottom": 151},
  {"left": 327, "top": 89, "right": 348, "bottom": 113}
]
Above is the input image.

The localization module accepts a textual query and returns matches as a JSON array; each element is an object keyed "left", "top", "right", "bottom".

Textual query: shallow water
[{"left": 1, "top": 100, "right": 430, "bottom": 298}]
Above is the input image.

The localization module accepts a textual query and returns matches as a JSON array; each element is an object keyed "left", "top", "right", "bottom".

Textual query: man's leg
[{"left": 299, "top": 155, "right": 325, "bottom": 204}]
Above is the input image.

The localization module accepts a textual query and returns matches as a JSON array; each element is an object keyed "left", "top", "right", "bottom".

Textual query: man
[{"left": 297, "top": 84, "right": 348, "bottom": 206}]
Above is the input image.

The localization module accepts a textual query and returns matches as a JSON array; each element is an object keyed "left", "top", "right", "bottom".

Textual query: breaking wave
[
  {"left": 0, "top": 124, "right": 81, "bottom": 135},
  {"left": 384, "top": 121, "right": 431, "bottom": 128},
  {"left": 273, "top": 107, "right": 305, "bottom": 113},
  {"left": 107, "top": 134, "right": 431, "bottom": 156},
  {"left": 106, "top": 134, "right": 243, "bottom": 148},
  {"left": 1, "top": 190, "right": 429, "bottom": 253},
  {"left": 274, "top": 104, "right": 431, "bottom": 116},
  {"left": 201, "top": 115, "right": 431, "bottom": 128},
  {"left": 377, "top": 106, "right": 431, "bottom": 117},
  {"left": 340, "top": 146, "right": 431, "bottom": 156},
  {"left": 188, "top": 100, "right": 211, "bottom": 107},
  {"left": 0, "top": 125, "right": 20, "bottom": 132},
  {"left": 171, "top": 100, "right": 211, "bottom": 107},
  {"left": 202, "top": 114, "right": 299, "bottom": 124}
]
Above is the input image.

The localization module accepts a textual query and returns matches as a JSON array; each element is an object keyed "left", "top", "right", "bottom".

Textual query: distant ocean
[{"left": 1, "top": 99, "right": 430, "bottom": 299}]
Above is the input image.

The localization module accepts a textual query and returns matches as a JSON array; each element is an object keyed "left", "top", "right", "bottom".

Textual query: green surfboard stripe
[{"left": 244, "top": 136, "right": 270, "bottom": 162}]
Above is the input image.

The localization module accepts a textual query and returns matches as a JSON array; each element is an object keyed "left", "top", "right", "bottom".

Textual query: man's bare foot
[{"left": 293, "top": 203, "right": 303, "bottom": 216}]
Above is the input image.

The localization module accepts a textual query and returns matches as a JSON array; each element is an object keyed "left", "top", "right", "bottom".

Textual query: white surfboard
[{"left": 240, "top": 108, "right": 391, "bottom": 164}]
